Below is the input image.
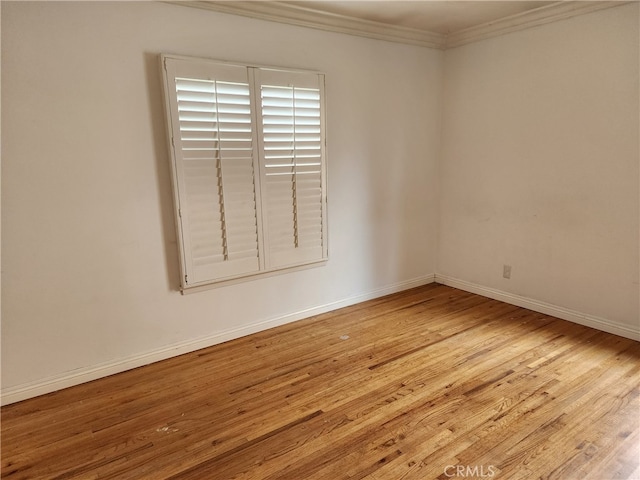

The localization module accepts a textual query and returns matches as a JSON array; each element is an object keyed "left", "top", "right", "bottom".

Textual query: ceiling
[{"left": 286, "top": 1, "right": 556, "bottom": 35}]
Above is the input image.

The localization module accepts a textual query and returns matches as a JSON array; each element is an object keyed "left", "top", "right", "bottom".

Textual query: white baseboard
[
  {"left": 8, "top": 273, "right": 632, "bottom": 405},
  {"left": 1, "top": 274, "right": 436, "bottom": 406},
  {"left": 435, "top": 274, "right": 640, "bottom": 341}
]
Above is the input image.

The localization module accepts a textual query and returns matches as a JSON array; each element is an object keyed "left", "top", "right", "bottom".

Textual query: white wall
[
  {"left": 438, "top": 4, "right": 639, "bottom": 332},
  {"left": 1, "top": 1, "right": 443, "bottom": 401},
  {"left": 3, "top": 1, "right": 638, "bottom": 404}
]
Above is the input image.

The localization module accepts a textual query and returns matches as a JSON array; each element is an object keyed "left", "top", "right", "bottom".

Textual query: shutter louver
[
  {"left": 168, "top": 64, "right": 261, "bottom": 284},
  {"left": 260, "top": 80, "right": 326, "bottom": 268}
]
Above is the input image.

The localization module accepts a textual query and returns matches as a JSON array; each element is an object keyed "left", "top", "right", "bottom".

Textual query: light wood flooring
[{"left": 2, "top": 284, "right": 639, "bottom": 479}]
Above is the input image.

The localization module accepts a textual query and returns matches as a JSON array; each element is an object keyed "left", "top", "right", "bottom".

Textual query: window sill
[{"left": 179, "top": 258, "right": 329, "bottom": 295}]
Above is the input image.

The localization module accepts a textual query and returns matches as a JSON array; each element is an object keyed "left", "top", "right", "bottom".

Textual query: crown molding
[
  {"left": 445, "top": 1, "right": 632, "bottom": 49},
  {"left": 166, "top": 1, "right": 632, "bottom": 50},
  {"left": 168, "top": 1, "right": 446, "bottom": 49}
]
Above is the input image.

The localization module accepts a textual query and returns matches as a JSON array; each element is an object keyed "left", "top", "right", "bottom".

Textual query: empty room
[{"left": 1, "top": 1, "right": 639, "bottom": 479}]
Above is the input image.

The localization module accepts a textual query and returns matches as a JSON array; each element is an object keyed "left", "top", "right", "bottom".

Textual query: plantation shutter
[
  {"left": 163, "top": 58, "right": 262, "bottom": 285},
  {"left": 257, "top": 69, "right": 328, "bottom": 269},
  {"left": 162, "top": 55, "right": 328, "bottom": 290}
]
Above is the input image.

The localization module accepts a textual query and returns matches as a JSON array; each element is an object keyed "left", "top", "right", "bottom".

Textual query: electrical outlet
[{"left": 503, "top": 265, "right": 512, "bottom": 279}]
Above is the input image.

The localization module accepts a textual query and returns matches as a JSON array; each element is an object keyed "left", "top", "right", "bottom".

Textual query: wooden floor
[{"left": 2, "top": 284, "right": 640, "bottom": 480}]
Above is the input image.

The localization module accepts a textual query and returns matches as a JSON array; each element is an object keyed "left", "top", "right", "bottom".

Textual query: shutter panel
[
  {"left": 163, "top": 58, "right": 261, "bottom": 285},
  {"left": 257, "top": 70, "right": 327, "bottom": 269}
]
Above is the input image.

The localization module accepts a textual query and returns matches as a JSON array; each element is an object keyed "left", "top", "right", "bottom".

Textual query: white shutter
[
  {"left": 257, "top": 70, "right": 328, "bottom": 269},
  {"left": 163, "top": 58, "right": 261, "bottom": 285},
  {"left": 162, "top": 56, "right": 328, "bottom": 289}
]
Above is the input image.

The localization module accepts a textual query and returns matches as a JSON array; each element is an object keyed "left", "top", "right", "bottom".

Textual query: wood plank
[{"left": 2, "top": 284, "right": 639, "bottom": 479}]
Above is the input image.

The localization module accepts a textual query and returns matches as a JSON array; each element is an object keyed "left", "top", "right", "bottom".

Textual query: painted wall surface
[
  {"left": 438, "top": 4, "right": 639, "bottom": 327},
  {"left": 1, "top": 2, "right": 442, "bottom": 393},
  {"left": 3, "top": 1, "right": 638, "bottom": 403}
]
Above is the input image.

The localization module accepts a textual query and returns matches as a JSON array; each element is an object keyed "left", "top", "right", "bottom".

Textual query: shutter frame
[{"left": 161, "top": 55, "right": 328, "bottom": 291}]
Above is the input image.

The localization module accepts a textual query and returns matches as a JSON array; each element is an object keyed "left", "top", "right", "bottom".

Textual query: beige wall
[
  {"left": 1, "top": 1, "right": 443, "bottom": 401},
  {"left": 438, "top": 3, "right": 639, "bottom": 330},
  {"left": 2, "top": 1, "right": 638, "bottom": 404}
]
